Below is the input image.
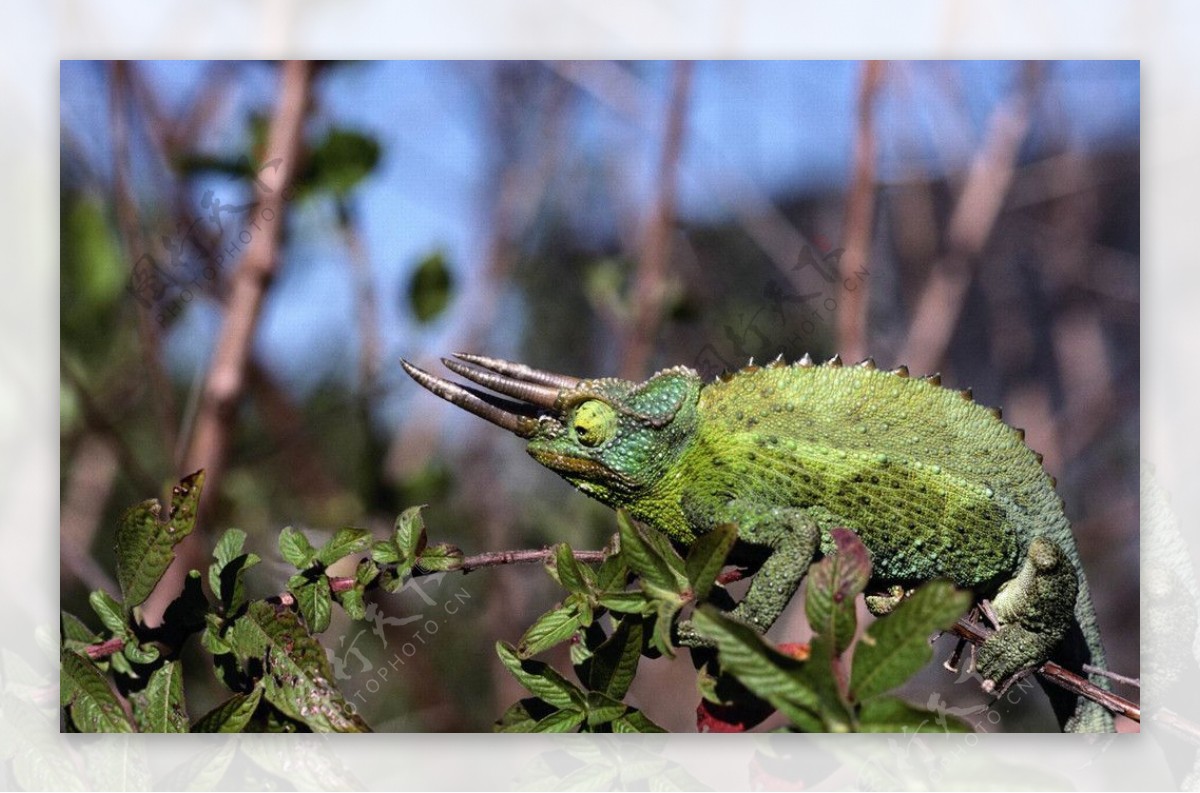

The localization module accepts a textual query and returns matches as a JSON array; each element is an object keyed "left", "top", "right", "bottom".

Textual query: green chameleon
[{"left": 402, "top": 352, "right": 1114, "bottom": 733}]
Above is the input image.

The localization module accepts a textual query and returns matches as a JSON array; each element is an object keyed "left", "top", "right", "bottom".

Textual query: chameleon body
[{"left": 402, "top": 353, "right": 1113, "bottom": 732}]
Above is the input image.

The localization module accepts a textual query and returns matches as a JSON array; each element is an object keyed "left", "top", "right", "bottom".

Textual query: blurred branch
[
  {"left": 900, "top": 63, "right": 1040, "bottom": 375},
  {"left": 140, "top": 60, "right": 312, "bottom": 626},
  {"left": 836, "top": 61, "right": 885, "bottom": 363},
  {"left": 621, "top": 61, "right": 692, "bottom": 379},
  {"left": 109, "top": 62, "right": 179, "bottom": 460},
  {"left": 60, "top": 433, "right": 121, "bottom": 595}
]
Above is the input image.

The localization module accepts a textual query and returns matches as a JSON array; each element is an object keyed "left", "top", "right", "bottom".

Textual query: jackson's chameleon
[{"left": 402, "top": 352, "right": 1114, "bottom": 732}]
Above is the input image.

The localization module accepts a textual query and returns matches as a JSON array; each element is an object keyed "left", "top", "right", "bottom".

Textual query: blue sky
[{"left": 60, "top": 60, "right": 1139, "bottom": 427}]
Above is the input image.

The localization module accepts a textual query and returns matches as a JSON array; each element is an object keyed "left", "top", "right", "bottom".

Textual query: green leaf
[
  {"left": 314, "top": 527, "right": 372, "bottom": 567},
  {"left": 578, "top": 616, "right": 644, "bottom": 700},
  {"left": 617, "top": 512, "right": 680, "bottom": 593},
  {"left": 131, "top": 661, "right": 188, "bottom": 733},
  {"left": 850, "top": 580, "right": 971, "bottom": 703},
  {"left": 530, "top": 707, "right": 585, "bottom": 733},
  {"left": 494, "top": 698, "right": 544, "bottom": 732},
  {"left": 408, "top": 250, "right": 455, "bottom": 323},
  {"left": 202, "top": 613, "right": 232, "bottom": 655},
  {"left": 88, "top": 590, "right": 127, "bottom": 637},
  {"left": 370, "top": 540, "right": 401, "bottom": 565},
  {"left": 122, "top": 641, "right": 160, "bottom": 665},
  {"left": 191, "top": 688, "right": 264, "bottom": 733},
  {"left": 585, "top": 691, "right": 629, "bottom": 728},
  {"left": 517, "top": 603, "right": 584, "bottom": 658},
  {"left": 355, "top": 558, "right": 380, "bottom": 587},
  {"left": 595, "top": 550, "right": 629, "bottom": 592},
  {"left": 339, "top": 588, "right": 366, "bottom": 621},
  {"left": 217, "top": 552, "right": 261, "bottom": 614},
  {"left": 116, "top": 470, "right": 204, "bottom": 608},
  {"left": 295, "top": 575, "right": 333, "bottom": 633},
  {"left": 690, "top": 606, "right": 826, "bottom": 732},
  {"left": 60, "top": 611, "right": 99, "bottom": 651},
  {"left": 549, "top": 543, "right": 593, "bottom": 594},
  {"left": 684, "top": 522, "right": 737, "bottom": 602},
  {"left": 227, "top": 601, "right": 370, "bottom": 732},
  {"left": 278, "top": 527, "right": 316, "bottom": 568},
  {"left": 60, "top": 649, "right": 135, "bottom": 733},
  {"left": 496, "top": 642, "right": 585, "bottom": 711},
  {"left": 797, "top": 631, "right": 853, "bottom": 728},
  {"left": 303, "top": 128, "right": 381, "bottom": 198},
  {"left": 597, "top": 591, "right": 651, "bottom": 614},
  {"left": 806, "top": 528, "right": 869, "bottom": 654},
  {"left": 415, "top": 543, "right": 463, "bottom": 572},
  {"left": 857, "top": 695, "right": 974, "bottom": 733},
  {"left": 612, "top": 709, "right": 667, "bottom": 733},
  {"left": 209, "top": 528, "right": 248, "bottom": 595},
  {"left": 392, "top": 506, "right": 428, "bottom": 560}
]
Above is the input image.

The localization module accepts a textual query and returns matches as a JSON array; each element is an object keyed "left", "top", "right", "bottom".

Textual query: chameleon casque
[{"left": 402, "top": 352, "right": 1114, "bottom": 733}]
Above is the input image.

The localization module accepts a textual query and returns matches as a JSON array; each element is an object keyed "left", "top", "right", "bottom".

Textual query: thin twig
[
  {"left": 950, "top": 617, "right": 1140, "bottom": 723},
  {"left": 81, "top": 546, "right": 611, "bottom": 657}
]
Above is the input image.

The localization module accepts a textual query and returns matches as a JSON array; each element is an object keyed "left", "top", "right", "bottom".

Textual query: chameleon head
[{"left": 401, "top": 354, "right": 701, "bottom": 506}]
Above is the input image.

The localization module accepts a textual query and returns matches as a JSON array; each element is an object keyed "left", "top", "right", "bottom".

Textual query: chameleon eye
[{"left": 572, "top": 400, "right": 617, "bottom": 448}]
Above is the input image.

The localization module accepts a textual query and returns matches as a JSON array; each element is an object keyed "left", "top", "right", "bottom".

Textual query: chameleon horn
[
  {"left": 401, "top": 359, "right": 540, "bottom": 438},
  {"left": 451, "top": 352, "right": 581, "bottom": 390},
  {"left": 440, "top": 357, "right": 563, "bottom": 410}
]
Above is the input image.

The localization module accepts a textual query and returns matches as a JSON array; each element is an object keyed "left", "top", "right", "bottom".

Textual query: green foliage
[
  {"left": 496, "top": 519, "right": 975, "bottom": 734},
  {"left": 408, "top": 250, "right": 455, "bottom": 323},
  {"left": 63, "top": 474, "right": 976, "bottom": 734}
]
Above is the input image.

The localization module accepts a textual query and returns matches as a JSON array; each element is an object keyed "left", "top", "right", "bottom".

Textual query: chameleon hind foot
[{"left": 975, "top": 537, "right": 1077, "bottom": 688}]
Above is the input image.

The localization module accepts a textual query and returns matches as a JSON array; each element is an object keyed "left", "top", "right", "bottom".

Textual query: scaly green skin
[{"left": 406, "top": 354, "right": 1114, "bottom": 732}]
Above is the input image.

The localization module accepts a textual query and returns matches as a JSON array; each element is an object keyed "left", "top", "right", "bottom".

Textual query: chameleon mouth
[{"left": 400, "top": 354, "right": 581, "bottom": 439}]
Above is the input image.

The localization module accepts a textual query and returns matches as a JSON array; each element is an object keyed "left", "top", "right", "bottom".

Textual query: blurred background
[{"left": 59, "top": 60, "right": 1139, "bottom": 732}]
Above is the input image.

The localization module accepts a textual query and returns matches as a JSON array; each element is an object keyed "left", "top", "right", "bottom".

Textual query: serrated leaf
[
  {"left": 122, "top": 641, "right": 160, "bottom": 665},
  {"left": 597, "top": 591, "right": 651, "bottom": 614},
  {"left": 278, "top": 527, "right": 316, "bottom": 568},
  {"left": 806, "top": 528, "right": 869, "bottom": 654},
  {"left": 415, "top": 543, "right": 463, "bottom": 572},
  {"left": 117, "top": 470, "right": 204, "bottom": 607},
  {"left": 530, "top": 707, "right": 585, "bottom": 733},
  {"left": 690, "top": 606, "right": 826, "bottom": 732},
  {"left": 61, "top": 611, "right": 99, "bottom": 645},
  {"left": 217, "top": 552, "right": 261, "bottom": 614},
  {"left": 850, "top": 580, "right": 971, "bottom": 703},
  {"left": 496, "top": 642, "right": 585, "bottom": 710},
  {"left": 617, "top": 512, "right": 679, "bottom": 593},
  {"left": 131, "top": 661, "right": 188, "bottom": 733},
  {"left": 585, "top": 691, "right": 629, "bottom": 727},
  {"left": 517, "top": 603, "right": 584, "bottom": 658},
  {"left": 355, "top": 558, "right": 379, "bottom": 587},
  {"left": 595, "top": 551, "right": 629, "bottom": 592},
  {"left": 612, "top": 709, "right": 666, "bottom": 733},
  {"left": 339, "top": 588, "right": 366, "bottom": 621},
  {"left": 227, "top": 601, "right": 370, "bottom": 732},
  {"left": 314, "top": 527, "right": 372, "bottom": 567},
  {"left": 191, "top": 688, "right": 264, "bottom": 733},
  {"left": 295, "top": 576, "right": 333, "bottom": 633},
  {"left": 60, "top": 649, "right": 135, "bottom": 733},
  {"left": 209, "top": 528, "right": 248, "bottom": 595},
  {"left": 393, "top": 506, "right": 428, "bottom": 559},
  {"left": 684, "top": 522, "right": 737, "bottom": 602},
  {"left": 88, "top": 590, "right": 127, "bottom": 636},
  {"left": 857, "top": 695, "right": 974, "bottom": 733},
  {"left": 549, "top": 543, "right": 593, "bottom": 593},
  {"left": 370, "top": 539, "right": 401, "bottom": 565},
  {"left": 202, "top": 614, "right": 232, "bottom": 655},
  {"left": 579, "top": 616, "right": 643, "bottom": 700}
]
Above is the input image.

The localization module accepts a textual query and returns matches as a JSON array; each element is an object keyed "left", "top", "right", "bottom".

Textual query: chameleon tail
[{"left": 1046, "top": 587, "right": 1115, "bottom": 732}]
